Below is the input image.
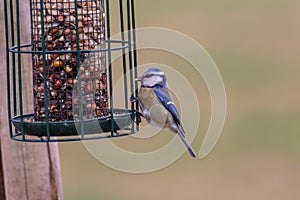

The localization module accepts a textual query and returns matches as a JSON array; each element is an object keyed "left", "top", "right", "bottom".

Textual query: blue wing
[
  {"left": 154, "top": 88, "right": 196, "bottom": 157},
  {"left": 153, "top": 88, "right": 184, "bottom": 132}
]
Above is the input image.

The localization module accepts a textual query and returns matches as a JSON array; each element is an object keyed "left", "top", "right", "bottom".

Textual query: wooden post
[{"left": 0, "top": 1, "right": 63, "bottom": 200}]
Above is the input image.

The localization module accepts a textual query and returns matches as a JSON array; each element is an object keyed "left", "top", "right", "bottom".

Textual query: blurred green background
[{"left": 59, "top": 0, "right": 300, "bottom": 199}]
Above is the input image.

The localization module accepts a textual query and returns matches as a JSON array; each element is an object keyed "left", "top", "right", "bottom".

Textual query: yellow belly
[{"left": 137, "top": 88, "right": 170, "bottom": 128}]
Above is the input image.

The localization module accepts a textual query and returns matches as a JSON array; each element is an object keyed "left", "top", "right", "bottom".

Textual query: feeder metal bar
[
  {"left": 106, "top": 0, "right": 115, "bottom": 136},
  {"left": 10, "top": 0, "right": 17, "bottom": 117},
  {"left": 4, "top": 0, "right": 13, "bottom": 138},
  {"left": 38, "top": 0, "right": 51, "bottom": 141},
  {"left": 74, "top": 0, "right": 86, "bottom": 139},
  {"left": 15, "top": 0, "right": 25, "bottom": 140},
  {"left": 119, "top": 0, "right": 129, "bottom": 109},
  {"left": 126, "top": 0, "right": 135, "bottom": 133},
  {"left": 131, "top": 0, "right": 139, "bottom": 131}
]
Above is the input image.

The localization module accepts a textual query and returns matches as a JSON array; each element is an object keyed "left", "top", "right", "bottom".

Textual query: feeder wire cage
[{"left": 4, "top": 0, "right": 139, "bottom": 142}]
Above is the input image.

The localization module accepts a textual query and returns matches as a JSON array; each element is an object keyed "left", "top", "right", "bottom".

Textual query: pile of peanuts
[{"left": 31, "top": 0, "right": 109, "bottom": 121}]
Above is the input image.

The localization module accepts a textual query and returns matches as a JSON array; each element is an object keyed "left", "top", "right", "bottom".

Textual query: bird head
[{"left": 136, "top": 67, "right": 167, "bottom": 88}]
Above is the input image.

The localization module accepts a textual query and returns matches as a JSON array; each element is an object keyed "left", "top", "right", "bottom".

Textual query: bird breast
[{"left": 137, "top": 88, "right": 169, "bottom": 128}]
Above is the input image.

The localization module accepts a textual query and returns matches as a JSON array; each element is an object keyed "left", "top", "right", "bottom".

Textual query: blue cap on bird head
[{"left": 138, "top": 67, "right": 168, "bottom": 88}]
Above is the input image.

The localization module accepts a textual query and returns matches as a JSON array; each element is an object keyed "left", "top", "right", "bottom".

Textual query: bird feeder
[{"left": 4, "top": 0, "right": 139, "bottom": 142}]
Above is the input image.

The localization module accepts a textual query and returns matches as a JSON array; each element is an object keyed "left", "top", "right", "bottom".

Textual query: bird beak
[{"left": 135, "top": 77, "right": 142, "bottom": 81}]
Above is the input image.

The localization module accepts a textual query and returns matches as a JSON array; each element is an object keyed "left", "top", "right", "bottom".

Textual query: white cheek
[{"left": 143, "top": 76, "right": 163, "bottom": 86}]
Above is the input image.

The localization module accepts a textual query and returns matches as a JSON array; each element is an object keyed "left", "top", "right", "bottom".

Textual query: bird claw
[
  {"left": 130, "top": 96, "right": 138, "bottom": 103},
  {"left": 136, "top": 111, "right": 143, "bottom": 123}
]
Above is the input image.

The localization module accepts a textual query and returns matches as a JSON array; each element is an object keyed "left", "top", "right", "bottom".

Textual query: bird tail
[{"left": 177, "top": 130, "right": 197, "bottom": 158}]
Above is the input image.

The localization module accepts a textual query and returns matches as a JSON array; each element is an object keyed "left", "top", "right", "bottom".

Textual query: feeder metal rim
[
  {"left": 9, "top": 40, "right": 133, "bottom": 54},
  {"left": 11, "top": 130, "right": 137, "bottom": 143},
  {"left": 11, "top": 108, "right": 135, "bottom": 123},
  {"left": 10, "top": 112, "right": 117, "bottom": 124},
  {"left": 10, "top": 108, "right": 138, "bottom": 138}
]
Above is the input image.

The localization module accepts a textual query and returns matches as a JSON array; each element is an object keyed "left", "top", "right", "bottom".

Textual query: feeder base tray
[{"left": 11, "top": 109, "right": 136, "bottom": 141}]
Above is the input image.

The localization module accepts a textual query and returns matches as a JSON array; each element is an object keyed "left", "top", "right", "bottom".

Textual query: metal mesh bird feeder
[{"left": 4, "top": 0, "right": 139, "bottom": 142}]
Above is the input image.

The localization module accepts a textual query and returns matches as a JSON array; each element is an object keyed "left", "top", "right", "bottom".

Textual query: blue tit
[{"left": 135, "top": 67, "right": 196, "bottom": 157}]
